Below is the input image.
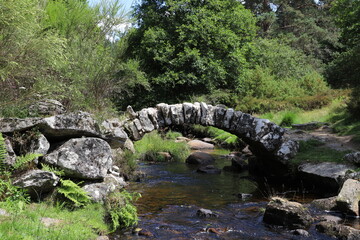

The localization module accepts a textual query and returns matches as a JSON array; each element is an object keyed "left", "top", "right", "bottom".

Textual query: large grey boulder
[
  {"left": 28, "top": 99, "right": 66, "bottom": 117},
  {"left": 316, "top": 221, "right": 360, "bottom": 240},
  {"left": 311, "top": 196, "right": 337, "bottom": 211},
  {"left": 186, "top": 152, "right": 215, "bottom": 165},
  {"left": 169, "top": 104, "right": 184, "bottom": 125},
  {"left": 336, "top": 179, "right": 360, "bottom": 216},
  {"left": 187, "top": 140, "right": 214, "bottom": 150},
  {"left": 40, "top": 111, "right": 101, "bottom": 139},
  {"left": 43, "top": 138, "right": 112, "bottom": 180},
  {"left": 13, "top": 170, "right": 59, "bottom": 197},
  {"left": 263, "top": 197, "right": 313, "bottom": 229},
  {"left": 343, "top": 152, "right": 360, "bottom": 166},
  {"left": 298, "top": 162, "right": 355, "bottom": 192}
]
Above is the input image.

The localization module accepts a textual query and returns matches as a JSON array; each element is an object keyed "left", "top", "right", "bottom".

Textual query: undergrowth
[{"left": 290, "top": 139, "right": 350, "bottom": 166}]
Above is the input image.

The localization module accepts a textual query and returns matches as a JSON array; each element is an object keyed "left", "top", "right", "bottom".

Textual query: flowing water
[{"left": 113, "top": 149, "right": 352, "bottom": 240}]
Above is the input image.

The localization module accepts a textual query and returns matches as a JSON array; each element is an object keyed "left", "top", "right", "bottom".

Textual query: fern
[
  {"left": 0, "top": 133, "right": 6, "bottom": 173},
  {"left": 57, "top": 179, "right": 91, "bottom": 208},
  {"left": 41, "top": 163, "right": 65, "bottom": 176},
  {"left": 13, "top": 153, "right": 42, "bottom": 170},
  {"left": 105, "top": 190, "right": 140, "bottom": 231}
]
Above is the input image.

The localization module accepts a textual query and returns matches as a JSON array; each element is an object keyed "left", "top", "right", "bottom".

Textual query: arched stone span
[{"left": 123, "top": 102, "right": 299, "bottom": 167}]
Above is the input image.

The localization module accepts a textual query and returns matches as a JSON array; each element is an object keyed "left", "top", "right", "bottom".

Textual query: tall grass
[{"left": 134, "top": 131, "right": 190, "bottom": 162}]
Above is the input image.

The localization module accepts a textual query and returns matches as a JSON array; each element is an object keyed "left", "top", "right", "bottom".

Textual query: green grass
[
  {"left": 134, "top": 131, "right": 190, "bottom": 162},
  {"left": 258, "top": 97, "right": 346, "bottom": 126},
  {"left": 191, "top": 125, "right": 241, "bottom": 149},
  {"left": 290, "top": 139, "right": 350, "bottom": 166},
  {"left": 0, "top": 202, "right": 109, "bottom": 240}
]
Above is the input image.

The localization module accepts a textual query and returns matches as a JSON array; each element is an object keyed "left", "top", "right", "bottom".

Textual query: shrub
[
  {"left": 105, "top": 190, "right": 140, "bottom": 231},
  {"left": 280, "top": 111, "right": 297, "bottom": 127}
]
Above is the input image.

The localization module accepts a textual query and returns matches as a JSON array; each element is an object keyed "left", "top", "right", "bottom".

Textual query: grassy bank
[{"left": 0, "top": 202, "right": 108, "bottom": 240}]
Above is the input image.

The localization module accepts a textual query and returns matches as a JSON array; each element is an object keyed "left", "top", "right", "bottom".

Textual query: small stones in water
[
  {"left": 196, "top": 208, "right": 218, "bottom": 218},
  {"left": 197, "top": 165, "right": 221, "bottom": 174},
  {"left": 316, "top": 221, "right": 360, "bottom": 240},
  {"left": 138, "top": 229, "right": 154, "bottom": 237},
  {"left": 236, "top": 193, "right": 253, "bottom": 201},
  {"left": 290, "top": 229, "right": 310, "bottom": 237}
]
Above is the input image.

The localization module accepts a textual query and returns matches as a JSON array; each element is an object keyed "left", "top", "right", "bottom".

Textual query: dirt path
[{"left": 284, "top": 126, "right": 359, "bottom": 152}]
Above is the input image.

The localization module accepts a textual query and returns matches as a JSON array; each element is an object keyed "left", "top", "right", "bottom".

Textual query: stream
[{"left": 112, "top": 149, "right": 354, "bottom": 240}]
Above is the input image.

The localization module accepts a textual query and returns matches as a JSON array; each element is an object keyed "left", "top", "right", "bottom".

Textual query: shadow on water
[{"left": 112, "top": 149, "right": 341, "bottom": 239}]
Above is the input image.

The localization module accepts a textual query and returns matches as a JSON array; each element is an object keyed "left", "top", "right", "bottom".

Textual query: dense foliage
[{"left": 0, "top": 0, "right": 147, "bottom": 117}]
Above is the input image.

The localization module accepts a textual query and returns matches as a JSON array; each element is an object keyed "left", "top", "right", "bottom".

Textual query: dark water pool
[{"left": 112, "top": 150, "right": 350, "bottom": 240}]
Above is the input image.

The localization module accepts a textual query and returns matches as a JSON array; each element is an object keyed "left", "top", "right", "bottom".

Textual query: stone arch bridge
[{"left": 123, "top": 102, "right": 299, "bottom": 170}]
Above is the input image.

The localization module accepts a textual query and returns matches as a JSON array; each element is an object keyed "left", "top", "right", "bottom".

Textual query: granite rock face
[
  {"left": 298, "top": 162, "right": 355, "bottom": 192},
  {"left": 43, "top": 138, "right": 112, "bottom": 180}
]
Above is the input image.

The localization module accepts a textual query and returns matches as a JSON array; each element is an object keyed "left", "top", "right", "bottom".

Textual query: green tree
[
  {"left": 125, "top": 0, "right": 257, "bottom": 109},
  {"left": 244, "top": 0, "right": 341, "bottom": 65},
  {"left": 328, "top": 0, "right": 360, "bottom": 116}
]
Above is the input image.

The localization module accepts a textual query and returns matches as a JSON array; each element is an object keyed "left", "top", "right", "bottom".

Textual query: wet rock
[
  {"left": 201, "top": 137, "right": 215, "bottom": 144},
  {"left": 298, "top": 162, "right": 355, "bottom": 192},
  {"left": 185, "top": 152, "right": 215, "bottom": 165},
  {"left": 100, "top": 118, "right": 129, "bottom": 148},
  {"left": 343, "top": 152, "right": 360, "bottom": 166},
  {"left": 43, "top": 137, "right": 112, "bottom": 180},
  {"left": 187, "top": 140, "right": 214, "bottom": 150},
  {"left": 290, "top": 229, "right": 310, "bottom": 237},
  {"left": 316, "top": 221, "right": 360, "bottom": 240},
  {"left": 4, "top": 138, "right": 16, "bottom": 167},
  {"left": 28, "top": 99, "right": 66, "bottom": 117},
  {"left": 13, "top": 170, "right": 59, "bottom": 197},
  {"left": 263, "top": 197, "right": 313, "bottom": 229},
  {"left": 292, "top": 122, "right": 328, "bottom": 131},
  {"left": 138, "top": 229, "right": 154, "bottom": 237},
  {"left": 197, "top": 208, "right": 218, "bottom": 218},
  {"left": 158, "top": 152, "right": 172, "bottom": 161},
  {"left": 336, "top": 179, "right": 360, "bottom": 216},
  {"left": 311, "top": 196, "right": 337, "bottom": 211},
  {"left": 197, "top": 165, "right": 221, "bottom": 174},
  {"left": 175, "top": 136, "right": 191, "bottom": 143},
  {"left": 237, "top": 193, "right": 252, "bottom": 200},
  {"left": 318, "top": 214, "right": 342, "bottom": 223},
  {"left": 231, "top": 155, "right": 248, "bottom": 171},
  {"left": 40, "top": 111, "right": 101, "bottom": 139}
]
